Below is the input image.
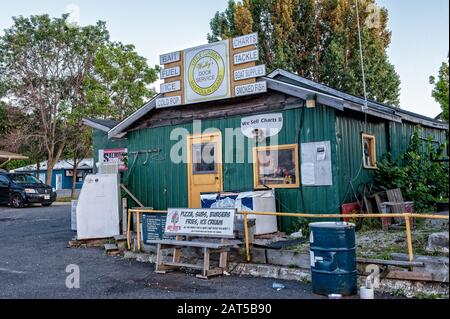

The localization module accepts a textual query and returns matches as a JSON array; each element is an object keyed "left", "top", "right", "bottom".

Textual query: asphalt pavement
[{"left": 0, "top": 204, "right": 326, "bottom": 299}]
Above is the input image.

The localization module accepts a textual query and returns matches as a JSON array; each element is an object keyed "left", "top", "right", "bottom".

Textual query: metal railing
[{"left": 127, "top": 208, "right": 449, "bottom": 267}]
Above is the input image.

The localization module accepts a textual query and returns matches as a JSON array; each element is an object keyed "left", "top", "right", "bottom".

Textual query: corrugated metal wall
[
  {"left": 335, "top": 113, "right": 388, "bottom": 204},
  {"left": 91, "top": 106, "right": 447, "bottom": 233},
  {"left": 335, "top": 113, "right": 448, "bottom": 206},
  {"left": 389, "top": 121, "right": 448, "bottom": 162},
  {"left": 123, "top": 105, "right": 339, "bottom": 232}
]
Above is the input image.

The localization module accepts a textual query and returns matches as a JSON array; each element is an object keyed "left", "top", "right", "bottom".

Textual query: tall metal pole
[{"left": 356, "top": 0, "right": 369, "bottom": 111}]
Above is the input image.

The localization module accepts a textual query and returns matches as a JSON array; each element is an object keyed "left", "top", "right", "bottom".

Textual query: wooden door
[{"left": 187, "top": 132, "right": 223, "bottom": 208}]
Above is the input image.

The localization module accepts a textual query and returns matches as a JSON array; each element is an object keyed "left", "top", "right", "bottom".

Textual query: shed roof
[
  {"left": 268, "top": 69, "right": 448, "bottom": 129},
  {"left": 100, "top": 69, "right": 448, "bottom": 139},
  {"left": 82, "top": 118, "right": 121, "bottom": 133},
  {"left": 13, "top": 158, "right": 93, "bottom": 172}
]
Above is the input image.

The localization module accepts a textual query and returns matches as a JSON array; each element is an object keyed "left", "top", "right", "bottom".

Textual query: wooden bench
[{"left": 148, "top": 208, "right": 237, "bottom": 279}]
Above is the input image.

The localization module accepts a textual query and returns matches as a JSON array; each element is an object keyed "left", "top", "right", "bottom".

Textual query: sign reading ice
[
  {"left": 165, "top": 208, "right": 236, "bottom": 238},
  {"left": 184, "top": 40, "right": 231, "bottom": 104}
]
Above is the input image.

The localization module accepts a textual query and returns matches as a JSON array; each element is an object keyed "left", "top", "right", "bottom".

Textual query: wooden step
[
  {"left": 386, "top": 270, "right": 433, "bottom": 282},
  {"left": 357, "top": 257, "right": 424, "bottom": 268},
  {"left": 163, "top": 262, "right": 204, "bottom": 270},
  {"left": 114, "top": 235, "right": 127, "bottom": 242},
  {"left": 104, "top": 244, "right": 119, "bottom": 252},
  {"left": 149, "top": 240, "right": 233, "bottom": 249}
]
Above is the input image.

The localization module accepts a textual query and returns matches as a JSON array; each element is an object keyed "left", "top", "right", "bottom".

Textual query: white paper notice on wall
[
  {"left": 301, "top": 163, "right": 316, "bottom": 185},
  {"left": 301, "top": 141, "right": 333, "bottom": 186}
]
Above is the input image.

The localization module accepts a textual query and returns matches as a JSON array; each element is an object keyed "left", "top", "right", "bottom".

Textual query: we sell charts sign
[
  {"left": 165, "top": 208, "right": 236, "bottom": 238},
  {"left": 184, "top": 40, "right": 231, "bottom": 104}
]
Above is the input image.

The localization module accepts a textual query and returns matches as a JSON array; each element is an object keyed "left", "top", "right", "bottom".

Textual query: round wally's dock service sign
[{"left": 184, "top": 40, "right": 231, "bottom": 104}]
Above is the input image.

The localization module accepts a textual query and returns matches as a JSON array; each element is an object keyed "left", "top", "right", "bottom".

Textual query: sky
[{"left": 0, "top": 0, "right": 448, "bottom": 118}]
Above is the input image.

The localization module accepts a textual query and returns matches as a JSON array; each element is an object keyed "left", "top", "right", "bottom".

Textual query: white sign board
[
  {"left": 160, "top": 51, "right": 181, "bottom": 65},
  {"left": 235, "top": 81, "right": 267, "bottom": 97},
  {"left": 232, "top": 32, "right": 258, "bottom": 49},
  {"left": 234, "top": 49, "right": 259, "bottom": 65},
  {"left": 184, "top": 40, "right": 231, "bottom": 104},
  {"left": 300, "top": 141, "right": 333, "bottom": 186},
  {"left": 241, "top": 113, "right": 283, "bottom": 139},
  {"left": 160, "top": 81, "right": 181, "bottom": 94},
  {"left": 165, "top": 208, "right": 236, "bottom": 238},
  {"left": 76, "top": 174, "right": 120, "bottom": 240},
  {"left": 160, "top": 66, "right": 181, "bottom": 80},
  {"left": 156, "top": 96, "right": 182, "bottom": 109},
  {"left": 234, "top": 65, "right": 266, "bottom": 81}
]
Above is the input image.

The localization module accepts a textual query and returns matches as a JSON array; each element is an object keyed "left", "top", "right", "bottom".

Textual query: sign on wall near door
[{"left": 98, "top": 148, "right": 128, "bottom": 171}]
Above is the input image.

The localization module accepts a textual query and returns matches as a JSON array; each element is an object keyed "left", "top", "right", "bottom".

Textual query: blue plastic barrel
[{"left": 309, "top": 222, "right": 357, "bottom": 296}]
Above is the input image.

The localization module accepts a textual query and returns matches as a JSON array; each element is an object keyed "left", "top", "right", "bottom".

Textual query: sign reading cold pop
[
  {"left": 184, "top": 40, "right": 231, "bottom": 104},
  {"left": 165, "top": 208, "right": 236, "bottom": 238}
]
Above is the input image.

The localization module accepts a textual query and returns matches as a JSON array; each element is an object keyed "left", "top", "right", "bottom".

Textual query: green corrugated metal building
[{"left": 83, "top": 69, "right": 448, "bottom": 232}]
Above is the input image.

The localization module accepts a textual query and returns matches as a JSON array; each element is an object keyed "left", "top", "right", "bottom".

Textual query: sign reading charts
[{"left": 157, "top": 33, "right": 266, "bottom": 108}]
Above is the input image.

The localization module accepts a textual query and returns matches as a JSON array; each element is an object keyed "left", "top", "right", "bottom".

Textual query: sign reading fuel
[{"left": 156, "top": 33, "right": 266, "bottom": 108}]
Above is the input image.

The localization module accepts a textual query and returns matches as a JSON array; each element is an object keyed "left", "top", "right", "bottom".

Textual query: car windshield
[{"left": 11, "top": 174, "right": 42, "bottom": 184}]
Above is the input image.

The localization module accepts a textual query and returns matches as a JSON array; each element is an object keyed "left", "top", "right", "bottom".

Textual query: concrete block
[
  {"left": 279, "top": 268, "right": 310, "bottom": 282},
  {"left": 414, "top": 256, "right": 449, "bottom": 283},
  {"left": 104, "top": 244, "right": 118, "bottom": 252},
  {"left": 426, "top": 232, "right": 449, "bottom": 255},
  {"left": 391, "top": 253, "right": 449, "bottom": 283},
  {"left": 251, "top": 248, "right": 267, "bottom": 264},
  {"left": 266, "top": 249, "right": 310, "bottom": 269}
]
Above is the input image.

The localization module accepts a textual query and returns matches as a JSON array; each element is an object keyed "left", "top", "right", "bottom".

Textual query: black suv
[{"left": 0, "top": 172, "right": 57, "bottom": 208}]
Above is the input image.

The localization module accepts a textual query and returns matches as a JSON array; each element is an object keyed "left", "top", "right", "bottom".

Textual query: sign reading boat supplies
[{"left": 165, "top": 208, "right": 236, "bottom": 238}]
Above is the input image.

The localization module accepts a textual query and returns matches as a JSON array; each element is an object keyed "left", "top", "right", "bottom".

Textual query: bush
[{"left": 374, "top": 127, "right": 449, "bottom": 213}]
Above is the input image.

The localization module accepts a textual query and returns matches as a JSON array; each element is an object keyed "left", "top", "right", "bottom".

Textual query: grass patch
[{"left": 413, "top": 292, "right": 449, "bottom": 299}]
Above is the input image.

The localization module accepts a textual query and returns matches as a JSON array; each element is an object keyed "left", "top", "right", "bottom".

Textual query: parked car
[{"left": 0, "top": 172, "right": 57, "bottom": 208}]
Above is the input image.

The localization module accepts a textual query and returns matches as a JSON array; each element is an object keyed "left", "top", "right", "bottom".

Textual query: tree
[
  {"left": 0, "top": 14, "right": 158, "bottom": 185},
  {"left": 84, "top": 42, "right": 159, "bottom": 121},
  {"left": 64, "top": 126, "right": 92, "bottom": 198},
  {"left": 0, "top": 102, "right": 47, "bottom": 171},
  {"left": 430, "top": 55, "right": 449, "bottom": 122},
  {"left": 0, "top": 102, "right": 7, "bottom": 134},
  {"left": 208, "top": 0, "right": 401, "bottom": 106},
  {"left": 0, "top": 15, "right": 109, "bottom": 184}
]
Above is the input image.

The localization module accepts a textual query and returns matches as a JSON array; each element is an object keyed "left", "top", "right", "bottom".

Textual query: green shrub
[{"left": 375, "top": 127, "right": 449, "bottom": 213}]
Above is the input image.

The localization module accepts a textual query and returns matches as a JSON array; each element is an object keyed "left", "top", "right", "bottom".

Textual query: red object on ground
[{"left": 341, "top": 202, "right": 361, "bottom": 222}]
